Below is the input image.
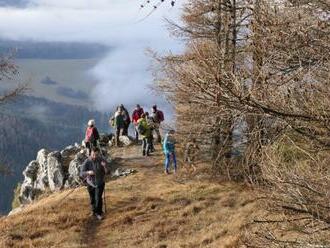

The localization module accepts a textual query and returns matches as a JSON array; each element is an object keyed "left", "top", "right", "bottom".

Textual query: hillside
[
  {"left": 0, "top": 96, "right": 109, "bottom": 214},
  {"left": 0, "top": 145, "right": 259, "bottom": 248}
]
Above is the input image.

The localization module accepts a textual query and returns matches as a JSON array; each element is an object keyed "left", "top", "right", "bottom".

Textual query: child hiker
[{"left": 163, "top": 129, "right": 177, "bottom": 174}]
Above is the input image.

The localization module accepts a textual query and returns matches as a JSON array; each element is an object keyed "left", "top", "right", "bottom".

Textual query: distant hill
[
  {"left": 0, "top": 40, "right": 109, "bottom": 59},
  {"left": 0, "top": 0, "right": 27, "bottom": 7},
  {"left": 0, "top": 96, "right": 110, "bottom": 214}
]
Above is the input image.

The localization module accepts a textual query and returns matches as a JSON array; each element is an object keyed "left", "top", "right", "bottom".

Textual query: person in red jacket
[
  {"left": 84, "top": 119, "right": 100, "bottom": 156},
  {"left": 132, "top": 104, "right": 144, "bottom": 142}
]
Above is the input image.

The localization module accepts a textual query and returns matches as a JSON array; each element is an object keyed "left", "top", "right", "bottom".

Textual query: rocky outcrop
[
  {"left": 66, "top": 151, "right": 88, "bottom": 187},
  {"left": 18, "top": 141, "right": 112, "bottom": 206},
  {"left": 47, "top": 151, "right": 65, "bottom": 191}
]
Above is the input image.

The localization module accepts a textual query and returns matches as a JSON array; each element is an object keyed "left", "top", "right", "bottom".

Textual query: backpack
[
  {"left": 157, "top": 110, "right": 164, "bottom": 122},
  {"left": 137, "top": 122, "right": 147, "bottom": 135},
  {"left": 85, "top": 127, "right": 95, "bottom": 143}
]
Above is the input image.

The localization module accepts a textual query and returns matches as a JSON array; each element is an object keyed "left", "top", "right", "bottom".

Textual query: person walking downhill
[
  {"left": 132, "top": 104, "right": 144, "bottom": 142},
  {"left": 110, "top": 106, "right": 125, "bottom": 147},
  {"left": 151, "top": 105, "right": 164, "bottom": 143},
  {"left": 137, "top": 113, "right": 152, "bottom": 156},
  {"left": 84, "top": 119, "right": 100, "bottom": 156},
  {"left": 80, "top": 147, "right": 108, "bottom": 220},
  {"left": 120, "top": 104, "right": 131, "bottom": 136},
  {"left": 163, "top": 130, "right": 177, "bottom": 174}
]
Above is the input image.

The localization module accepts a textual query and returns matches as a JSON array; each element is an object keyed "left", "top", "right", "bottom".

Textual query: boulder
[
  {"left": 119, "top": 135, "right": 134, "bottom": 146},
  {"left": 22, "top": 160, "right": 39, "bottom": 180},
  {"left": 66, "top": 151, "right": 88, "bottom": 187},
  {"left": 112, "top": 168, "right": 137, "bottom": 177},
  {"left": 47, "top": 151, "right": 65, "bottom": 191},
  {"left": 35, "top": 149, "right": 49, "bottom": 190},
  {"left": 19, "top": 160, "right": 40, "bottom": 204},
  {"left": 61, "top": 145, "right": 80, "bottom": 158},
  {"left": 108, "top": 135, "right": 134, "bottom": 147}
]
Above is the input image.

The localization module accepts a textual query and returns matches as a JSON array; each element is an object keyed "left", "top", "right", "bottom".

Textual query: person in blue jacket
[{"left": 163, "top": 129, "right": 177, "bottom": 174}]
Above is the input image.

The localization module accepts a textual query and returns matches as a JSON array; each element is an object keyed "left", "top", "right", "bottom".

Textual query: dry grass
[{"left": 0, "top": 145, "right": 259, "bottom": 248}]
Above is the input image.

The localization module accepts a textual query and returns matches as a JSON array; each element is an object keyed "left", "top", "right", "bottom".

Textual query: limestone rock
[
  {"left": 119, "top": 135, "right": 134, "bottom": 146},
  {"left": 47, "top": 151, "right": 65, "bottom": 191},
  {"left": 35, "top": 149, "right": 49, "bottom": 190},
  {"left": 112, "top": 168, "right": 136, "bottom": 177},
  {"left": 66, "top": 151, "right": 88, "bottom": 187},
  {"left": 17, "top": 142, "right": 112, "bottom": 209},
  {"left": 61, "top": 145, "right": 80, "bottom": 158}
]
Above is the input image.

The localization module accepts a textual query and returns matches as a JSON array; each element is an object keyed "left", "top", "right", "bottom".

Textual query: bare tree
[
  {"left": 152, "top": 0, "right": 330, "bottom": 246},
  {"left": 0, "top": 53, "right": 27, "bottom": 175}
]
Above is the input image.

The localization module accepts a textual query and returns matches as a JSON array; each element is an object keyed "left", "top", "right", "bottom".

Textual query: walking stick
[{"left": 103, "top": 186, "right": 107, "bottom": 214}]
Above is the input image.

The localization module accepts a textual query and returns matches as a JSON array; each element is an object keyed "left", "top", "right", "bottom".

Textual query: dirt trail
[{"left": 81, "top": 145, "right": 258, "bottom": 248}]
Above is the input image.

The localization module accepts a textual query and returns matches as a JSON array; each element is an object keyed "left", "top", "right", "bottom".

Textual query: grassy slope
[{"left": 0, "top": 145, "right": 259, "bottom": 248}]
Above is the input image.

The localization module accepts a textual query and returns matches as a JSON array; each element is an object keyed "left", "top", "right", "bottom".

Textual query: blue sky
[{"left": 0, "top": 0, "right": 185, "bottom": 112}]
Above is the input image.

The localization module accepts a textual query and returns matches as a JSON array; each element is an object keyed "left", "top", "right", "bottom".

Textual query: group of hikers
[
  {"left": 110, "top": 104, "right": 165, "bottom": 155},
  {"left": 80, "top": 103, "right": 199, "bottom": 220}
]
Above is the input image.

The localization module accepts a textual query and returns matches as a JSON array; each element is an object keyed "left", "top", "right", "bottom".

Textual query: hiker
[
  {"left": 184, "top": 138, "right": 200, "bottom": 172},
  {"left": 120, "top": 104, "right": 131, "bottom": 136},
  {"left": 80, "top": 147, "right": 108, "bottom": 220},
  {"left": 151, "top": 105, "right": 164, "bottom": 143},
  {"left": 137, "top": 113, "right": 152, "bottom": 156},
  {"left": 163, "top": 130, "right": 177, "bottom": 174},
  {"left": 110, "top": 106, "right": 125, "bottom": 147},
  {"left": 132, "top": 104, "right": 144, "bottom": 142},
  {"left": 145, "top": 112, "right": 155, "bottom": 152},
  {"left": 84, "top": 119, "right": 100, "bottom": 156}
]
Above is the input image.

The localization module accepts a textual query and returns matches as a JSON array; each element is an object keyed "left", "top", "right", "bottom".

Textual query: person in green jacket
[{"left": 137, "top": 113, "right": 152, "bottom": 156}]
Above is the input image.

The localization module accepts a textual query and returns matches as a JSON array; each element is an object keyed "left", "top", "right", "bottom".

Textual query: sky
[{"left": 0, "top": 0, "right": 185, "bottom": 112}]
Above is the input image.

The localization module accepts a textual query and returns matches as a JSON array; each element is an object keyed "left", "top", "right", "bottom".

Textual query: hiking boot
[
  {"left": 164, "top": 170, "right": 169, "bottom": 175},
  {"left": 95, "top": 214, "right": 103, "bottom": 220}
]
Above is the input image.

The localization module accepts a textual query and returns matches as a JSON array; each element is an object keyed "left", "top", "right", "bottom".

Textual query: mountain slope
[
  {"left": 0, "top": 145, "right": 259, "bottom": 248},
  {"left": 0, "top": 96, "right": 109, "bottom": 214}
]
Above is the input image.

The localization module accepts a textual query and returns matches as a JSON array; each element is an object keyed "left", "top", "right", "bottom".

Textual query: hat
[{"left": 88, "top": 119, "right": 95, "bottom": 126}]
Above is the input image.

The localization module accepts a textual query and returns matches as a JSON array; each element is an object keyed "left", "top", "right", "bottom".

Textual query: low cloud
[{"left": 0, "top": 0, "right": 184, "bottom": 113}]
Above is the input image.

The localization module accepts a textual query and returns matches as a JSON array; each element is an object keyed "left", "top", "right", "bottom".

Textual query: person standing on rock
[
  {"left": 120, "top": 104, "right": 131, "bottom": 136},
  {"left": 84, "top": 119, "right": 100, "bottom": 156},
  {"left": 80, "top": 147, "right": 108, "bottom": 220},
  {"left": 132, "top": 104, "right": 144, "bottom": 142},
  {"left": 151, "top": 105, "right": 164, "bottom": 143},
  {"left": 163, "top": 130, "right": 177, "bottom": 174},
  {"left": 110, "top": 106, "right": 125, "bottom": 147},
  {"left": 137, "top": 113, "right": 152, "bottom": 156}
]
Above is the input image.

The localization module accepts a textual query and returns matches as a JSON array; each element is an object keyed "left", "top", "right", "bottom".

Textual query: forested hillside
[
  {"left": 0, "top": 96, "right": 109, "bottom": 214},
  {"left": 0, "top": 40, "right": 109, "bottom": 59}
]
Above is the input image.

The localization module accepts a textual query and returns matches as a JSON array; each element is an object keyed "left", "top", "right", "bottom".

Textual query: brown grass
[{"left": 0, "top": 145, "right": 259, "bottom": 248}]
